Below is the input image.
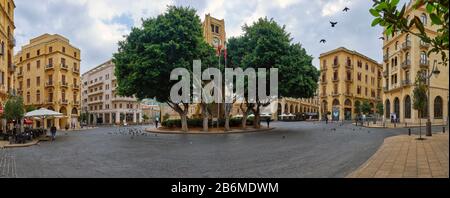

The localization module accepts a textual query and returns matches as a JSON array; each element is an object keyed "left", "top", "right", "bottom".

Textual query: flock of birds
[
  {"left": 107, "top": 126, "right": 157, "bottom": 138},
  {"left": 320, "top": 1, "right": 387, "bottom": 44},
  {"left": 319, "top": 6, "right": 351, "bottom": 44}
]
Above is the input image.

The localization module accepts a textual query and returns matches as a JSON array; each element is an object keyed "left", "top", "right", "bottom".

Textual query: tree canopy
[
  {"left": 113, "top": 6, "right": 214, "bottom": 102},
  {"left": 370, "top": 0, "right": 449, "bottom": 65},
  {"left": 3, "top": 96, "right": 25, "bottom": 122}
]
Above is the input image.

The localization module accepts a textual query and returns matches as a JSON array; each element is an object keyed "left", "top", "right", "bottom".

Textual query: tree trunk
[
  {"left": 201, "top": 103, "right": 209, "bottom": 132},
  {"left": 225, "top": 116, "right": 230, "bottom": 131},
  {"left": 180, "top": 113, "right": 188, "bottom": 132},
  {"left": 253, "top": 105, "right": 261, "bottom": 129},
  {"left": 224, "top": 103, "right": 232, "bottom": 131},
  {"left": 242, "top": 115, "right": 248, "bottom": 129}
]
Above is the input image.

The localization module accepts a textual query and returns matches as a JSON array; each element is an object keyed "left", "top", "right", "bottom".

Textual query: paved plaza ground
[
  {"left": 0, "top": 122, "right": 447, "bottom": 178},
  {"left": 348, "top": 133, "right": 449, "bottom": 178}
]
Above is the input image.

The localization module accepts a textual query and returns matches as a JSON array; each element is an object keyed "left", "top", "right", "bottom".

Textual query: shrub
[{"left": 162, "top": 118, "right": 245, "bottom": 128}]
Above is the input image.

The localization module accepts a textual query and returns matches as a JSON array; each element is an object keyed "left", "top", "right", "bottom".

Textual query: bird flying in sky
[
  {"left": 343, "top": 7, "right": 350, "bottom": 12},
  {"left": 330, "top": 21, "right": 338, "bottom": 27},
  {"left": 320, "top": 39, "right": 327, "bottom": 44},
  {"left": 379, "top": 37, "right": 385, "bottom": 40}
]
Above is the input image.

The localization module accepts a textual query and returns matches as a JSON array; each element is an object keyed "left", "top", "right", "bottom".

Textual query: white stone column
[
  {"left": 133, "top": 112, "right": 137, "bottom": 123},
  {"left": 115, "top": 112, "right": 120, "bottom": 124}
]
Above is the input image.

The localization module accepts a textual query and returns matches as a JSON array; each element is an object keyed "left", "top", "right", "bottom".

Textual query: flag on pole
[{"left": 224, "top": 41, "right": 228, "bottom": 63}]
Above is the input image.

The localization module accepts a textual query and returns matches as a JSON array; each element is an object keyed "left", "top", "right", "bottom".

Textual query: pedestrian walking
[
  {"left": 325, "top": 116, "right": 329, "bottom": 124},
  {"left": 155, "top": 118, "right": 159, "bottom": 129},
  {"left": 50, "top": 125, "right": 57, "bottom": 141},
  {"left": 266, "top": 117, "right": 271, "bottom": 128}
]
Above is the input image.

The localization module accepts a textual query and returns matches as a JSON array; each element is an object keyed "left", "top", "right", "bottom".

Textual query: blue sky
[{"left": 14, "top": 0, "right": 387, "bottom": 73}]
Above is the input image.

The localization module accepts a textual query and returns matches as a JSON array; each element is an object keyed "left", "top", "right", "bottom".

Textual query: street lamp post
[{"left": 424, "top": 60, "right": 441, "bottom": 137}]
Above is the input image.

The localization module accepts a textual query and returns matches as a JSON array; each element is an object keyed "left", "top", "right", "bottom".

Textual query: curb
[
  {"left": 146, "top": 127, "right": 276, "bottom": 135},
  {"left": 2, "top": 139, "right": 40, "bottom": 149}
]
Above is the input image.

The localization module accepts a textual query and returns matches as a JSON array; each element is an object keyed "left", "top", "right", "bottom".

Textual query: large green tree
[
  {"left": 361, "top": 101, "right": 372, "bottom": 115},
  {"left": 412, "top": 70, "right": 428, "bottom": 139},
  {"left": 113, "top": 6, "right": 214, "bottom": 132},
  {"left": 228, "top": 18, "right": 319, "bottom": 128},
  {"left": 370, "top": 0, "right": 449, "bottom": 66},
  {"left": 3, "top": 96, "right": 25, "bottom": 124}
]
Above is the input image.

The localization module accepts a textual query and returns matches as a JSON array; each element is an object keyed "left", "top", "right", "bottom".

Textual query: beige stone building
[
  {"left": 202, "top": 14, "right": 226, "bottom": 49},
  {"left": 15, "top": 34, "right": 81, "bottom": 129},
  {"left": 81, "top": 60, "right": 142, "bottom": 125},
  {"left": 319, "top": 47, "right": 383, "bottom": 121},
  {"left": 0, "top": 0, "right": 15, "bottom": 130},
  {"left": 382, "top": 1, "right": 449, "bottom": 125}
]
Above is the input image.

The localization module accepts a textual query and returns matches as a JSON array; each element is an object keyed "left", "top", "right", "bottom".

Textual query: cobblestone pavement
[
  {"left": 0, "top": 149, "right": 17, "bottom": 178},
  {"left": 4, "top": 122, "right": 448, "bottom": 178},
  {"left": 348, "top": 133, "right": 449, "bottom": 178}
]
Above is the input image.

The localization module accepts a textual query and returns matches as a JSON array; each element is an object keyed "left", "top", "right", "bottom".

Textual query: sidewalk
[
  {"left": 348, "top": 132, "right": 449, "bottom": 178},
  {"left": 354, "top": 122, "right": 448, "bottom": 129}
]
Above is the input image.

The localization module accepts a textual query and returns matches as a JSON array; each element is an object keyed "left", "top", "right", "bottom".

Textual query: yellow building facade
[
  {"left": 382, "top": 1, "right": 449, "bottom": 125},
  {"left": 319, "top": 47, "right": 383, "bottom": 121},
  {"left": 0, "top": 0, "right": 15, "bottom": 105},
  {"left": 15, "top": 34, "right": 81, "bottom": 129}
]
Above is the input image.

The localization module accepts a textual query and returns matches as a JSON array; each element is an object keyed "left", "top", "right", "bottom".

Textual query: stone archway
[
  {"left": 394, "top": 97, "right": 400, "bottom": 121},
  {"left": 385, "top": 99, "right": 391, "bottom": 119},
  {"left": 59, "top": 107, "right": 68, "bottom": 129}
]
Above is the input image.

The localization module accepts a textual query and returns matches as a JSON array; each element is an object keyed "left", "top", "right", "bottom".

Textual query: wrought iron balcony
[
  {"left": 401, "top": 60, "right": 411, "bottom": 69},
  {"left": 402, "top": 41, "right": 411, "bottom": 51}
]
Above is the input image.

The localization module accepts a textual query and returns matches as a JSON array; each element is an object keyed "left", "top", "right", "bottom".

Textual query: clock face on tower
[{"left": 213, "top": 37, "right": 220, "bottom": 47}]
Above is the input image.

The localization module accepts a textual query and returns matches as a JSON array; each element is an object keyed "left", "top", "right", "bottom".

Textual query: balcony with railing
[
  {"left": 9, "top": 33, "right": 15, "bottom": 47},
  {"left": 72, "top": 84, "right": 80, "bottom": 90},
  {"left": 383, "top": 87, "right": 389, "bottom": 92},
  {"left": 73, "top": 101, "right": 81, "bottom": 106},
  {"left": 331, "top": 92, "right": 340, "bottom": 97},
  {"left": 8, "top": 64, "right": 15, "bottom": 73},
  {"left": 383, "top": 70, "right": 388, "bottom": 77},
  {"left": 60, "top": 99, "right": 69, "bottom": 105},
  {"left": 45, "top": 81, "right": 55, "bottom": 88},
  {"left": 73, "top": 67, "right": 80, "bottom": 74},
  {"left": 402, "top": 41, "right": 411, "bottom": 51},
  {"left": 383, "top": 54, "right": 389, "bottom": 62},
  {"left": 401, "top": 79, "right": 411, "bottom": 87},
  {"left": 344, "top": 92, "right": 353, "bottom": 97},
  {"left": 345, "top": 63, "right": 353, "bottom": 69},
  {"left": 345, "top": 77, "right": 353, "bottom": 83},
  {"left": 332, "top": 77, "right": 339, "bottom": 82},
  {"left": 46, "top": 100, "right": 55, "bottom": 105},
  {"left": 60, "top": 82, "right": 69, "bottom": 88},
  {"left": 17, "top": 71, "right": 23, "bottom": 78},
  {"left": 45, "top": 64, "right": 54, "bottom": 70},
  {"left": 332, "top": 62, "right": 339, "bottom": 68},
  {"left": 401, "top": 60, "right": 411, "bottom": 69},
  {"left": 419, "top": 59, "right": 430, "bottom": 68},
  {"left": 420, "top": 42, "right": 430, "bottom": 49},
  {"left": 61, "top": 63, "right": 69, "bottom": 71}
]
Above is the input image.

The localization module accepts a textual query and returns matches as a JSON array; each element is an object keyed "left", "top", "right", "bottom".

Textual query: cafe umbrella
[{"left": 24, "top": 108, "right": 63, "bottom": 128}]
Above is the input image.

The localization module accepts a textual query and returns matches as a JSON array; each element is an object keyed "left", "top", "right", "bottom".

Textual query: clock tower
[{"left": 202, "top": 14, "right": 226, "bottom": 49}]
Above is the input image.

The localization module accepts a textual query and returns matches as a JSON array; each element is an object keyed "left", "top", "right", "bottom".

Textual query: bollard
[
  {"left": 408, "top": 128, "right": 411, "bottom": 136},
  {"left": 394, "top": 123, "right": 396, "bottom": 128}
]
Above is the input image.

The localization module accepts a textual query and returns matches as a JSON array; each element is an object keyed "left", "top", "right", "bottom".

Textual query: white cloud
[{"left": 321, "top": 0, "right": 352, "bottom": 17}]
